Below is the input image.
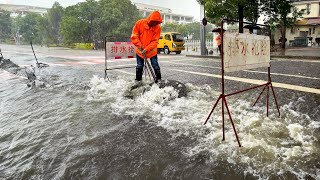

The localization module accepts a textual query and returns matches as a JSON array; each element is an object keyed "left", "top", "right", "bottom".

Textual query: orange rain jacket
[
  {"left": 131, "top": 11, "right": 163, "bottom": 58},
  {"left": 215, "top": 34, "right": 221, "bottom": 46}
]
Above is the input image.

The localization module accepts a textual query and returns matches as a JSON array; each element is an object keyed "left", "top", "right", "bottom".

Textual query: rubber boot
[
  {"left": 136, "top": 68, "right": 143, "bottom": 81},
  {"left": 155, "top": 69, "right": 161, "bottom": 82}
]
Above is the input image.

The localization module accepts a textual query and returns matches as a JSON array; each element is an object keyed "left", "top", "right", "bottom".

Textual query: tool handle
[{"left": 30, "top": 41, "right": 39, "bottom": 65}]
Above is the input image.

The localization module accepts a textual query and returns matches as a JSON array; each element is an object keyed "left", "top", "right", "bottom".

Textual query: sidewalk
[
  {"left": 184, "top": 47, "right": 320, "bottom": 60},
  {"left": 271, "top": 47, "right": 320, "bottom": 59}
]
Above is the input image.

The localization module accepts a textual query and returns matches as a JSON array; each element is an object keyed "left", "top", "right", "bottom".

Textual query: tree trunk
[{"left": 281, "top": 25, "right": 286, "bottom": 49}]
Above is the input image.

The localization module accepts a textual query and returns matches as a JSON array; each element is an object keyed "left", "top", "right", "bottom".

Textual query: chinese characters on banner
[
  {"left": 106, "top": 42, "right": 136, "bottom": 59},
  {"left": 223, "top": 32, "right": 270, "bottom": 72}
]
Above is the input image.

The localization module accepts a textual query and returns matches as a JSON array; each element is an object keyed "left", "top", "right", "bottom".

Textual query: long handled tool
[
  {"left": 144, "top": 55, "right": 157, "bottom": 83},
  {"left": 30, "top": 41, "right": 49, "bottom": 68},
  {"left": 30, "top": 41, "right": 39, "bottom": 65},
  {"left": 0, "top": 48, "right": 3, "bottom": 59}
]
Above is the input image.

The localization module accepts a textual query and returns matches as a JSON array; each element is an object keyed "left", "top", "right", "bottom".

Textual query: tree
[
  {"left": 11, "top": 14, "right": 46, "bottom": 45},
  {"left": 161, "top": 22, "right": 214, "bottom": 40},
  {"left": 0, "top": 9, "right": 12, "bottom": 42},
  {"left": 60, "top": 3, "right": 91, "bottom": 44},
  {"left": 161, "top": 23, "right": 181, "bottom": 33},
  {"left": 11, "top": 15, "right": 23, "bottom": 44},
  {"left": 36, "top": 15, "right": 50, "bottom": 45},
  {"left": 95, "top": 0, "right": 141, "bottom": 39},
  {"left": 60, "top": 0, "right": 140, "bottom": 44},
  {"left": 15, "top": 13, "right": 43, "bottom": 44},
  {"left": 243, "top": 0, "right": 261, "bottom": 23},
  {"left": 47, "top": 2, "right": 64, "bottom": 45},
  {"left": 261, "top": 0, "right": 305, "bottom": 49},
  {"left": 197, "top": 0, "right": 261, "bottom": 25}
]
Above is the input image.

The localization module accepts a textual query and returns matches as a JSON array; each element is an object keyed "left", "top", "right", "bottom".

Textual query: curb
[
  {"left": 270, "top": 55, "right": 320, "bottom": 60},
  {"left": 185, "top": 55, "right": 220, "bottom": 59},
  {"left": 185, "top": 55, "right": 320, "bottom": 60}
]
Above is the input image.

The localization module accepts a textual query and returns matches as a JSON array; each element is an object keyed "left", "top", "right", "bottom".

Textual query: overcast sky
[{"left": 0, "top": 0, "right": 201, "bottom": 20}]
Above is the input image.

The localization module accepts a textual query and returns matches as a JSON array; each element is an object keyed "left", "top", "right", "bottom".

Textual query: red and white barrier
[{"left": 105, "top": 42, "right": 136, "bottom": 60}]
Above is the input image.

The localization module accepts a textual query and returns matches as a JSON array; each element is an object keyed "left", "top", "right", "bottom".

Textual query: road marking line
[
  {"left": 106, "top": 57, "right": 205, "bottom": 63},
  {"left": 272, "top": 59, "right": 320, "bottom": 63},
  {"left": 98, "top": 58, "right": 213, "bottom": 69},
  {"left": 166, "top": 61, "right": 319, "bottom": 80},
  {"left": 166, "top": 58, "right": 220, "bottom": 62},
  {"left": 49, "top": 56, "right": 213, "bottom": 66},
  {"left": 107, "top": 64, "right": 136, "bottom": 68},
  {"left": 114, "top": 70, "right": 135, "bottom": 75},
  {"left": 243, "top": 70, "right": 320, "bottom": 80},
  {"left": 102, "top": 59, "right": 215, "bottom": 70},
  {"left": 162, "top": 61, "right": 221, "bottom": 69},
  {"left": 170, "top": 69, "right": 320, "bottom": 94}
]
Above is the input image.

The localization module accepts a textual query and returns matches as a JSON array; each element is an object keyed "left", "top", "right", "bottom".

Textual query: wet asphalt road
[
  {"left": 0, "top": 44, "right": 320, "bottom": 179},
  {"left": 1, "top": 44, "right": 319, "bottom": 120},
  {"left": 101, "top": 50, "right": 320, "bottom": 120}
]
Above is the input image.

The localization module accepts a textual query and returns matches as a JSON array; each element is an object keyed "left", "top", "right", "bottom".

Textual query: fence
[
  {"left": 104, "top": 36, "right": 156, "bottom": 82},
  {"left": 184, "top": 39, "right": 217, "bottom": 53}
]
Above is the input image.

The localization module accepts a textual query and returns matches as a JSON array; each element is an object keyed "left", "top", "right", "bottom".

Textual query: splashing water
[
  {"left": 0, "top": 69, "right": 318, "bottom": 179},
  {"left": 0, "top": 58, "right": 53, "bottom": 88},
  {"left": 89, "top": 76, "right": 320, "bottom": 179}
]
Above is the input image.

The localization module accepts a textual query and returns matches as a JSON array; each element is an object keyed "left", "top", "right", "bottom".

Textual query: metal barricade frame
[
  {"left": 104, "top": 36, "right": 157, "bottom": 82},
  {"left": 104, "top": 36, "right": 136, "bottom": 80},
  {"left": 203, "top": 19, "right": 280, "bottom": 147}
]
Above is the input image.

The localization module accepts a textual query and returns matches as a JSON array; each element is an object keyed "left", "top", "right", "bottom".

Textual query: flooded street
[{"left": 0, "top": 44, "right": 320, "bottom": 180}]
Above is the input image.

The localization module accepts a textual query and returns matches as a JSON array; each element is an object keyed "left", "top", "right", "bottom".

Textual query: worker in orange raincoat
[
  {"left": 215, "top": 32, "right": 222, "bottom": 55},
  {"left": 131, "top": 11, "right": 163, "bottom": 82}
]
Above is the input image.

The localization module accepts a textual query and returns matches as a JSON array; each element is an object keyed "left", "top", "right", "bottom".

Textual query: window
[
  {"left": 300, "top": 31, "right": 308, "bottom": 37},
  {"left": 172, "top": 33, "right": 184, "bottom": 42},
  {"left": 309, "top": 28, "right": 312, "bottom": 35},
  {"left": 165, "top": 34, "right": 171, "bottom": 40},
  {"left": 313, "top": 26, "right": 316, "bottom": 34},
  {"left": 306, "top": 4, "right": 311, "bottom": 14},
  {"left": 290, "top": 27, "right": 296, "bottom": 34}
]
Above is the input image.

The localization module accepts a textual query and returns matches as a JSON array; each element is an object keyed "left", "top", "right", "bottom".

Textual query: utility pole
[
  {"left": 16, "top": 28, "right": 20, "bottom": 45},
  {"left": 238, "top": 2, "right": 244, "bottom": 33},
  {"left": 200, "top": 2, "right": 207, "bottom": 55}
]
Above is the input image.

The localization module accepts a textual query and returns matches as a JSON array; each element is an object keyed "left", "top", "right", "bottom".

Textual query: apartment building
[{"left": 133, "top": 3, "right": 194, "bottom": 24}]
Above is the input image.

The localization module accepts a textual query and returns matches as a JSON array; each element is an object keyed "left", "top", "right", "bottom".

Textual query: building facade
[
  {"left": 274, "top": 0, "right": 320, "bottom": 47},
  {"left": 133, "top": 3, "right": 194, "bottom": 24},
  {"left": 293, "top": 0, "right": 320, "bottom": 18},
  {"left": 0, "top": 4, "right": 48, "bottom": 17}
]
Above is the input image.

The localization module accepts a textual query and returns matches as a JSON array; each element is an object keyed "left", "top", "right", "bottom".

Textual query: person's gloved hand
[{"left": 139, "top": 47, "right": 146, "bottom": 55}]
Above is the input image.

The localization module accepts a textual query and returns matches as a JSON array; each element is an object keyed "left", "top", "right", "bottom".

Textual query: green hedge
[
  {"left": 74, "top": 43, "right": 94, "bottom": 49},
  {"left": 47, "top": 43, "right": 94, "bottom": 49}
]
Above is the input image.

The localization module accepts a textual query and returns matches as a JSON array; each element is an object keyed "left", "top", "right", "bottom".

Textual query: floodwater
[{"left": 0, "top": 46, "right": 319, "bottom": 180}]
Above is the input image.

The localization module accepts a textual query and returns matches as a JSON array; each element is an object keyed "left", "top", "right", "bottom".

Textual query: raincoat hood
[
  {"left": 146, "top": 11, "right": 163, "bottom": 24},
  {"left": 131, "top": 11, "right": 162, "bottom": 58}
]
